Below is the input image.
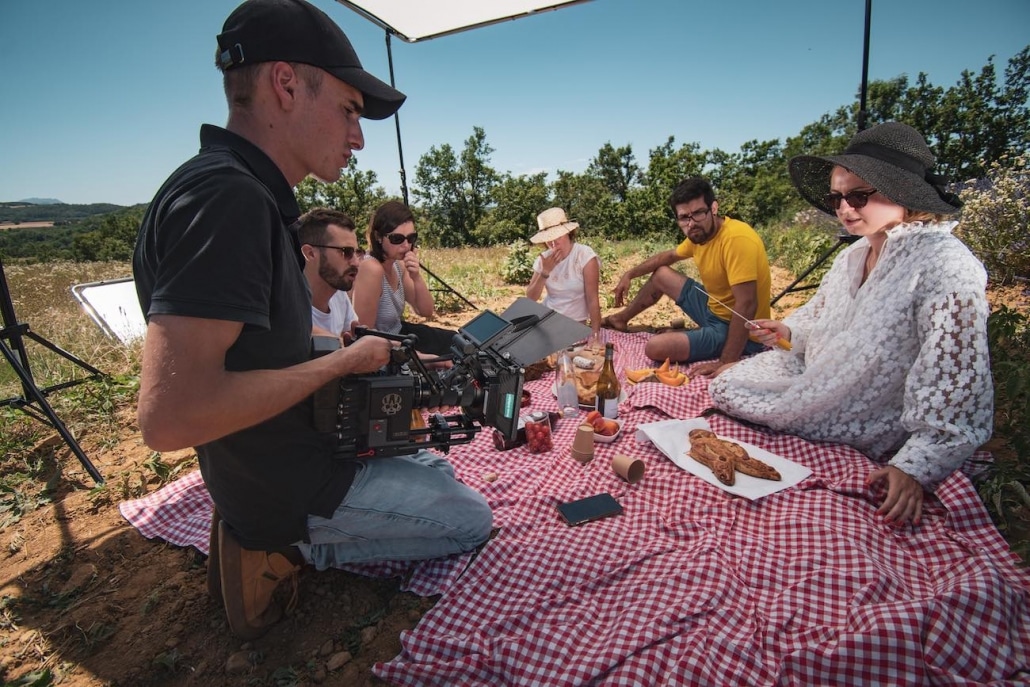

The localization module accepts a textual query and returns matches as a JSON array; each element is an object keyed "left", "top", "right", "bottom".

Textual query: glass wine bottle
[{"left": 594, "top": 343, "right": 620, "bottom": 419}]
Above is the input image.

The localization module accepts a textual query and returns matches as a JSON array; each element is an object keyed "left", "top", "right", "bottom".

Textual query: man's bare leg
[
  {"left": 644, "top": 330, "right": 693, "bottom": 363},
  {"left": 604, "top": 267, "right": 687, "bottom": 331}
]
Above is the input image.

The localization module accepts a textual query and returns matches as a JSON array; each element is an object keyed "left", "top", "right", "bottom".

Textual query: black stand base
[{"left": 1, "top": 258, "right": 105, "bottom": 484}]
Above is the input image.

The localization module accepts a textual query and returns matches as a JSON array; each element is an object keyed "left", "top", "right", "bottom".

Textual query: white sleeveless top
[{"left": 532, "top": 242, "right": 599, "bottom": 322}]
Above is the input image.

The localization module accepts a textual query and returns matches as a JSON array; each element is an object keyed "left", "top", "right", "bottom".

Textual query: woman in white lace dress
[{"left": 709, "top": 122, "right": 993, "bottom": 527}]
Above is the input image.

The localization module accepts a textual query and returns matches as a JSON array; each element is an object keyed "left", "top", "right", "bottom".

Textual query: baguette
[
  {"left": 734, "top": 454, "right": 781, "bottom": 481},
  {"left": 686, "top": 429, "right": 781, "bottom": 483}
]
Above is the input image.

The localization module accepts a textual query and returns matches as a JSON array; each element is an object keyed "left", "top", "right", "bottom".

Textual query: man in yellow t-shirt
[{"left": 603, "top": 177, "right": 771, "bottom": 376}]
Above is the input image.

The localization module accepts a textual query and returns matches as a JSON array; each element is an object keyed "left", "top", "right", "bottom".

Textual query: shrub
[
  {"left": 977, "top": 305, "right": 1030, "bottom": 559},
  {"left": 757, "top": 216, "right": 841, "bottom": 285},
  {"left": 958, "top": 154, "right": 1030, "bottom": 285},
  {"left": 501, "top": 241, "right": 534, "bottom": 285}
]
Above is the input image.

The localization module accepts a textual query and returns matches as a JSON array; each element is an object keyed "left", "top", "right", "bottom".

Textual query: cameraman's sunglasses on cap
[
  {"left": 309, "top": 244, "right": 359, "bottom": 259},
  {"left": 824, "top": 188, "right": 878, "bottom": 211},
  {"left": 386, "top": 232, "right": 418, "bottom": 246}
]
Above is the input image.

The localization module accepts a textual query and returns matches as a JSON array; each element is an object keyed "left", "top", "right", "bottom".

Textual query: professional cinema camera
[{"left": 312, "top": 297, "right": 590, "bottom": 460}]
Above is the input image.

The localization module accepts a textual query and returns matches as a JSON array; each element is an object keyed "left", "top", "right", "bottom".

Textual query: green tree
[
  {"left": 550, "top": 169, "right": 609, "bottom": 237},
  {"left": 413, "top": 126, "right": 499, "bottom": 247},
  {"left": 293, "top": 156, "right": 390, "bottom": 239},
  {"left": 588, "top": 143, "right": 640, "bottom": 203},
  {"left": 475, "top": 172, "right": 550, "bottom": 245},
  {"left": 714, "top": 139, "right": 795, "bottom": 226},
  {"left": 71, "top": 206, "right": 146, "bottom": 261},
  {"left": 632, "top": 138, "right": 709, "bottom": 238}
]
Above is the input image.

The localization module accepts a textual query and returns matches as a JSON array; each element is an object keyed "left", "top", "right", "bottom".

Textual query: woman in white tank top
[{"left": 525, "top": 207, "right": 602, "bottom": 341}]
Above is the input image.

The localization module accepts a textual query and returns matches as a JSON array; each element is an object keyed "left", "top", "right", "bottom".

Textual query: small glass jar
[{"left": 524, "top": 411, "right": 554, "bottom": 454}]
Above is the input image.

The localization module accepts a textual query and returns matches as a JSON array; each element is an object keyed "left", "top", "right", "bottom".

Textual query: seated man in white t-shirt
[
  {"left": 297, "top": 208, "right": 361, "bottom": 340},
  {"left": 525, "top": 207, "right": 602, "bottom": 341}
]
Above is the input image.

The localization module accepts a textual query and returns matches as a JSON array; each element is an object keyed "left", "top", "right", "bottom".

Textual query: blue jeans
[
  {"left": 674, "top": 278, "right": 766, "bottom": 362},
  {"left": 295, "top": 450, "right": 493, "bottom": 570}
]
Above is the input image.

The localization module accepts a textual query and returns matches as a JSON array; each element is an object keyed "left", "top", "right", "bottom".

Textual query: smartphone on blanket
[{"left": 557, "top": 493, "right": 623, "bottom": 526}]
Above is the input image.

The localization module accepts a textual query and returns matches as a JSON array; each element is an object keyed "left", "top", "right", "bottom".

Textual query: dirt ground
[{"left": 1, "top": 268, "right": 1027, "bottom": 687}]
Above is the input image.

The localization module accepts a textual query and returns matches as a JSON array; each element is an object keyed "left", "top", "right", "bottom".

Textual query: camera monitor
[{"left": 458, "top": 309, "right": 511, "bottom": 348}]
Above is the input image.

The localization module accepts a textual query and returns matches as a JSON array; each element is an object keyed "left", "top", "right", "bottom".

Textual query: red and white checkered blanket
[{"left": 120, "top": 331, "right": 1030, "bottom": 685}]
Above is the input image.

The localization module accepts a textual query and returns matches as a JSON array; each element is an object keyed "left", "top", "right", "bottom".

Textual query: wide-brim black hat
[
  {"left": 789, "top": 121, "right": 961, "bottom": 216},
  {"left": 217, "top": 0, "right": 405, "bottom": 120}
]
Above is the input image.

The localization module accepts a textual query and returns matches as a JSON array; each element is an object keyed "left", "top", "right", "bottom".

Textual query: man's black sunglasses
[
  {"left": 386, "top": 232, "right": 418, "bottom": 246},
  {"left": 309, "top": 244, "right": 361, "bottom": 259},
  {"left": 824, "top": 188, "right": 878, "bottom": 211}
]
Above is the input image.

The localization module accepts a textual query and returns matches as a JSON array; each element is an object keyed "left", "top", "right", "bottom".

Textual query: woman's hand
[
  {"left": 866, "top": 465, "right": 924, "bottom": 527},
  {"left": 747, "top": 318, "right": 791, "bottom": 348},
  {"left": 540, "top": 247, "right": 563, "bottom": 276},
  {"left": 402, "top": 249, "right": 421, "bottom": 279}
]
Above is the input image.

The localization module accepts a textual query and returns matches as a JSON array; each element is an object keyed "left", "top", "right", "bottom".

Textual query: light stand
[
  {"left": 772, "top": 0, "right": 872, "bottom": 306},
  {"left": 0, "top": 256, "right": 105, "bottom": 484},
  {"left": 384, "top": 31, "right": 479, "bottom": 313}
]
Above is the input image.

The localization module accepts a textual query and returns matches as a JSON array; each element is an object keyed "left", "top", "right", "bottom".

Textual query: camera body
[
  {"left": 312, "top": 299, "right": 592, "bottom": 461},
  {"left": 312, "top": 324, "right": 524, "bottom": 460}
]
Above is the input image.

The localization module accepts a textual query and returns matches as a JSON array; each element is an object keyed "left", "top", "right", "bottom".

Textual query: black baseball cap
[{"left": 216, "top": 0, "right": 405, "bottom": 120}]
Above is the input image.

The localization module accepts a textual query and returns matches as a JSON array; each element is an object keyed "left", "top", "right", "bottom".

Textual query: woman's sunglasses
[
  {"left": 386, "top": 232, "right": 418, "bottom": 246},
  {"left": 824, "top": 188, "right": 878, "bottom": 211}
]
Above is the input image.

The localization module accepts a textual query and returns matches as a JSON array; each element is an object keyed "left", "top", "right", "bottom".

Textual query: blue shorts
[{"left": 674, "top": 278, "right": 766, "bottom": 362}]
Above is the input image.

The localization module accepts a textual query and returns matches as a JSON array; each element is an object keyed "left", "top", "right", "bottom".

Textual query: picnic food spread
[
  {"left": 562, "top": 342, "right": 606, "bottom": 407},
  {"left": 625, "top": 358, "right": 689, "bottom": 386},
  {"left": 687, "top": 428, "right": 781, "bottom": 485},
  {"left": 584, "top": 410, "right": 619, "bottom": 438}
]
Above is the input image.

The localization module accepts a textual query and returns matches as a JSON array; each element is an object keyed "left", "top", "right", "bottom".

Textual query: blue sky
[{"left": 2, "top": 0, "right": 1028, "bottom": 206}]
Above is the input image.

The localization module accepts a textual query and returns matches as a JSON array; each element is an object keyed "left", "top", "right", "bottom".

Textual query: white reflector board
[{"left": 72, "top": 277, "right": 147, "bottom": 345}]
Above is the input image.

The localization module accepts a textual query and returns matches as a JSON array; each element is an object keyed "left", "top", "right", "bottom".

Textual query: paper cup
[
  {"left": 611, "top": 453, "right": 644, "bottom": 484},
  {"left": 570, "top": 423, "right": 595, "bottom": 464},
  {"left": 572, "top": 424, "right": 595, "bottom": 453}
]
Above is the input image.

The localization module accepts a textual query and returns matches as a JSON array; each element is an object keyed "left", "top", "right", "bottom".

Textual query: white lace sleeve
[{"left": 890, "top": 289, "right": 994, "bottom": 487}]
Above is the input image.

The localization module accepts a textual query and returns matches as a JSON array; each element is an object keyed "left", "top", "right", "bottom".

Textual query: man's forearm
[
  {"left": 630, "top": 250, "right": 679, "bottom": 280},
  {"left": 719, "top": 320, "right": 750, "bottom": 363}
]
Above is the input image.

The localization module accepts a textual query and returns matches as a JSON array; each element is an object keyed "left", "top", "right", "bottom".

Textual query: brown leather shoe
[
  {"left": 217, "top": 521, "right": 301, "bottom": 640},
  {"left": 207, "top": 507, "right": 222, "bottom": 603}
]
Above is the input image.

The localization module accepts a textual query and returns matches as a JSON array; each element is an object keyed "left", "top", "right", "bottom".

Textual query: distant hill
[
  {"left": 0, "top": 201, "right": 128, "bottom": 224},
  {"left": 18, "top": 197, "right": 63, "bottom": 205}
]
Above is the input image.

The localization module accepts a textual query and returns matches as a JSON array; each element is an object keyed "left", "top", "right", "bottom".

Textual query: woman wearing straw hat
[
  {"left": 526, "top": 207, "right": 602, "bottom": 340},
  {"left": 710, "top": 122, "right": 993, "bottom": 528}
]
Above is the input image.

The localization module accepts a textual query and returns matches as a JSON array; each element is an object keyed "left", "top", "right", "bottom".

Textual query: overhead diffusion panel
[{"left": 335, "top": 0, "right": 594, "bottom": 42}]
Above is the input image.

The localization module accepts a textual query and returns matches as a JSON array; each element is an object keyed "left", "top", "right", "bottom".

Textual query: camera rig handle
[{"left": 352, "top": 325, "right": 449, "bottom": 400}]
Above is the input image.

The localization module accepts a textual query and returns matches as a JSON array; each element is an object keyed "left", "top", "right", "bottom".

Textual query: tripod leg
[
  {"left": 419, "top": 261, "right": 478, "bottom": 311},
  {"left": 25, "top": 330, "right": 105, "bottom": 377},
  {"left": 771, "top": 236, "right": 853, "bottom": 306},
  {"left": 0, "top": 339, "right": 104, "bottom": 484}
]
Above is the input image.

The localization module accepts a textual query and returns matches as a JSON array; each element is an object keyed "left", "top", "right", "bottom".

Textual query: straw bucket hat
[
  {"left": 789, "top": 121, "right": 962, "bottom": 216},
  {"left": 531, "top": 207, "right": 579, "bottom": 244}
]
